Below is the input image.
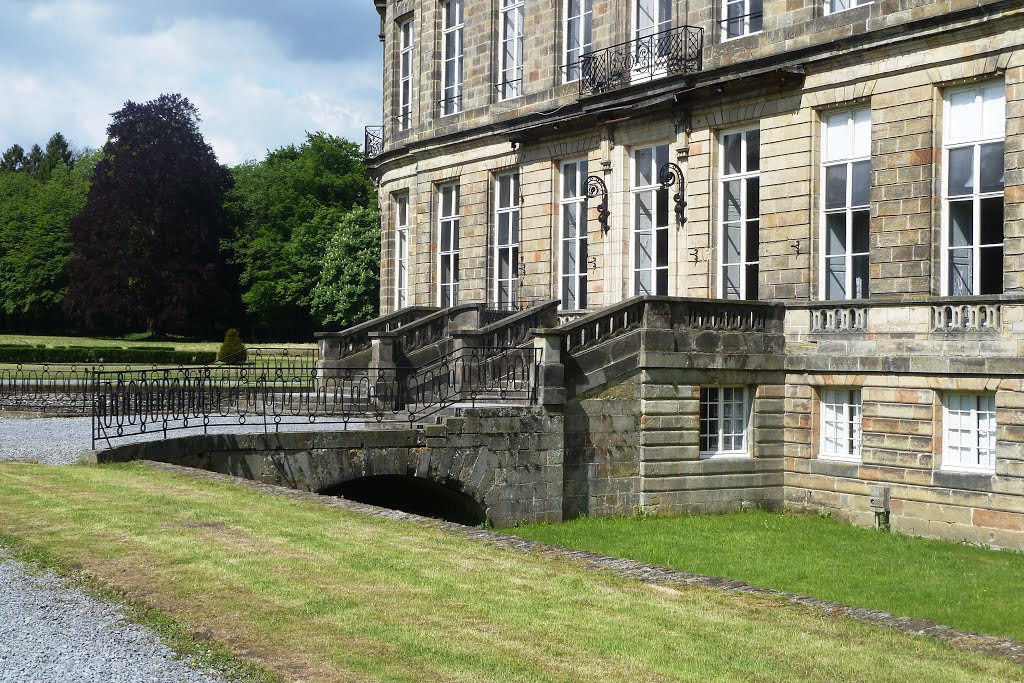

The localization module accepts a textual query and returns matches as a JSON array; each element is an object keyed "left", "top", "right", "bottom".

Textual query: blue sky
[{"left": 0, "top": 1, "right": 382, "bottom": 165}]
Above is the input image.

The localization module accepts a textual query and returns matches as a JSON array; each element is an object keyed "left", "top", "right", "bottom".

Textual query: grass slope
[
  {"left": 0, "top": 463, "right": 1020, "bottom": 683},
  {"left": 510, "top": 512, "right": 1024, "bottom": 642}
]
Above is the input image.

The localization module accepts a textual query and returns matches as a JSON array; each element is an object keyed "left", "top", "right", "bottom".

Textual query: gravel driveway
[{"left": 0, "top": 551, "right": 227, "bottom": 683}]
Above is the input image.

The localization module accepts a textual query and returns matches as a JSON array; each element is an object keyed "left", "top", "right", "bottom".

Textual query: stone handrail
[
  {"left": 558, "top": 296, "right": 646, "bottom": 354},
  {"left": 932, "top": 303, "right": 1001, "bottom": 333},
  {"left": 809, "top": 306, "right": 868, "bottom": 333},
  {"left": 316, "top": 306, "right": 438, "bottom": 360},
  {"left": 477, "top": 300, "right": 560, "bottom": 349},
  {"left": 391, "top": 303, "right": 480, "bottom": 356}
]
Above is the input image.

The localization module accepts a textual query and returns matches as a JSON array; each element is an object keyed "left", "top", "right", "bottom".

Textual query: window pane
[
  {"left": 745, "top": 219, "right": 759, "bottom": 262},
  {"left": 656, "top": 187, "right": 669, "bottom": 228},
  {"left": 636, "top": 230, "right": 653, "bottom": 270},
  {"left": 724, "top": 222, "right": 742, "bottom": 263},
  {"left": 724, "top": 180, "right": 741, "bottom": 222},
  {"left": 948, "top": 89, "right": 979, "bottom": 142},
  {"left": 745, "top": 129, "right": 760, "bottom": 171},
  {"left": 744, "top": 263, "right": 759, "bottom": 300},
  {"left": 656, "top": 227, "right": 668, "bottom": 268},
  {"left": 726, "top": 1, "right": 743, "bottom": 38},
  {"left": 851, "top": 160, "right": 870, "bottom": 207},
  {"left": 745, "top": 177, "right": 759, "bottom": 220},
  {"left": 851, "top": 210, "right": 869, "bottom": 254},
  {"left": 636, "top": 191, "right": 653, "bottom": 233},
  {"left": 948, "top": 146, "right": 974, "bottom": 196},
  {"left": 853, "top": 108, "right": 871, "bottom": 157},
  {"left": 825, "top": 214, "right": 846, "bottom": 256},
  {"left": 441, "top": 223, "right": 451, "bottom": 251},
  {"left": 980, "top": 197, "right": 1004, "bottom": 246},
  {"left": 749, "top": 0, "right": 763, "bottom": 33},
  {"left": 980, "top": 142, "right": 1005, "bottom": 193},
  {"left": 723, "top": 133, "right": 742, "bottom": 175},
  {"left": 949, "top": 201, "right": 973, "bottom": 247},
  {"left": 825, "top": 256, "right": 846, "bottom": 300},
  {"left": 979, "top": 245, "right": 1003, "bottom": 295},
  {"left": 982, "top": 83, "right": 1006, "bottom": 139},
  {"left": 824, "top": 112, "right": 849, "bottom": 161},
  {"left": 723, "top": 265, "right": 741, "bottom": 299},
  {"left": 825, "top": 164, "right": 847, "bottom": 209},
  {"left": 948, "top": 248, "right": 972, "bottom": 296},
  {"left": 636, "top": 147, "right": 653, "bottom": 186},
  {"left": 852, "top": 254, "right": 869, "bottom": 299},
  {"left": 563, "top": 204, "right": 577, "bottom": 238}
]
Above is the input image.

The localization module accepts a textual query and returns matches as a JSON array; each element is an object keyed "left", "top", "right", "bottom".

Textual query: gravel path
[
  {"left": 0, "top": 551, "right": 227, "bottom": 683},
  {"left": 0, "top": 414, "right": 379, "bottom": 465}
]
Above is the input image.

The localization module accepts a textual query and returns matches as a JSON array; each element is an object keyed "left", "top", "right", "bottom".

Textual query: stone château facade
[{"left": 358, "top": 0, "right": 1024, "bottom": 549}]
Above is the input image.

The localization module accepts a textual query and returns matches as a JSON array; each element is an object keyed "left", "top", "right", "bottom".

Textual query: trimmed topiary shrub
[{"left": 217, "top": 328, "right": 247, "bottom": 364}]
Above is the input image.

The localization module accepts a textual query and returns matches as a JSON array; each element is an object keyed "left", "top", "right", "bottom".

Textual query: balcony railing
[
  {"left": 364, "top": 125, "right": 384, "bottom": 159},
  {"left": 578, "top": 25, "right": 703, "bottom": 97}
]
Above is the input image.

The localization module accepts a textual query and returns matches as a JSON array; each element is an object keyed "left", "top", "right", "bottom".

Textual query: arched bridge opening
[{"left": 321, "top": 475, "right": 487, "bottom": 526}]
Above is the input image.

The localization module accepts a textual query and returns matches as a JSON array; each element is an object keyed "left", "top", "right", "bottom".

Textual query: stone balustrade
[
  {"left": 931, "top": 303, "right": 1001, "bottom": 333},
  {"left": 808, "top": 306, "right": 868, "bottom": 333}
]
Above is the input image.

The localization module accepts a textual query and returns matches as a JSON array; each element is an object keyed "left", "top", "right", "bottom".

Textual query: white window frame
[
  {"left": 721, "top": 0, "right": 762, "bottom": 41},
  {"left": 699, "top": 386, "right": 751, "bottom": 458},
  {"left": 823, "top": 0, "right": 872, "bottom": 15},
  {"left": 441, "top": 0, "right": 464, "bottom": 116},
  {"left": 819, "top": 388, "right": 862, "bottom": 462},
  {"left": 942, "top": 82, "right": 1006, "bottom": 297},
  {"left": 494, "top": 172, "right": 520, "bottom": 310},
  {"left": 398, "top": 18, "right": 414, "bottom": 131},
  {"left": 718, "top": 126, "right": 760, "bottom": 300},
  {"left": 942, "top": 393, "right": 996, "bottom": 473},
  {"left": 631, "top": 143, "right": 671, "bottom": 296},
  {"left": 499, "top": 0, "right": 525, "bottom": 100},
  {"left": 563, "top": 0, "right": 593, "bottom": 83},
  {"left": 820, "top": 108, "right": 871, "bottom": 301},
  {"left": 560, "top": 159, "right": 589, "bottom": 311},
  {"left": 438, "top": 184, "right": 460, "bottom": 307},
  {"left": 395, "top": 194, "right": 410, "bottom": 310}
]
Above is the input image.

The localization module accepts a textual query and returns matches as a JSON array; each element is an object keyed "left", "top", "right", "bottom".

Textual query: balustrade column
[{"left": 533, "top": 330, "right": 566, "bottom": 407}]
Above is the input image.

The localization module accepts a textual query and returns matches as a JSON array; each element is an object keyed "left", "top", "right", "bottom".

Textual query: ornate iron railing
[
  {"left": 364, "top": 125, "right": 384, "bottom": 159},
  {"left": 90, "top": 346, "right": 541, "bottom": 448},
  {"left": 578, "top": 25, "right": 703, "bottom": 96},
  {"left": 1, "top": 363, "right": 124, "bottom": 414}
]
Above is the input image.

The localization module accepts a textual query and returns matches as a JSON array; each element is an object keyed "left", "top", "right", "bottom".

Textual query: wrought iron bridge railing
[
  {"left": 90, "top": 346, "right": 541, "bottom": 448},
  {"left": 364, "top": 125, "right": 384, "bottom": 159},
  {"left": 578, "top": 25, "right": 704, "bottom": 97}
]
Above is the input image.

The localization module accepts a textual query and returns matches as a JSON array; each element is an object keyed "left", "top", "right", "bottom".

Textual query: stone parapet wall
[{"left": 94, "top": 407, "right": 564, "bottom": 528}]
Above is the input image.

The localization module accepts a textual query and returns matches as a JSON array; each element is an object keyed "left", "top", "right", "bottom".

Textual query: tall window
[
  {"left": 820, "top": 389, "right": 862, "bottom": 461},
  {"left": 441, "top": 0, "right": 464, "bottom": 116},
  {"left": 634, "top": 0, "right": 672, "bottom": 74},
  {"left": 944, "top": 82, "right": 1005, "bottom": 296},
  {"left": 495, "top": 172, "right": 520, "bottom": 310},
  {"left": 943, "top": 393, "right": 996, "bottom": 472},
  {"left": 500, "top": 0, "right": 524, "bottom": 100},
  {"left": 560, "top": 159, "right": 589, "bottom": 311},
  {"left": 723, "top": 0, "right": 762, "bottom": 40},
  {"left": 700, "top": 386, "right": 750, "bottom": 458},
  {"left": 398, "top": 18, "right": 414, "bottom": 130},
  {"left": 720, "top": 127, "right": 760, "bottom": 300},
  {"left": 821, "top": 108, "right": 871, "bottom": 300},
  {"left": 395, "top": 195, "right": 410, "bottom": 310},
  {"left": 564, "top": 0, "right": 592, "bottom": 83},
  {"left": 824, "top": 0, "right": 871, "bottom": 13},
  {"left": 438, "top": 184, "right": 460, "bottom": 306},
  {"left": 632, "top": 144, "right": 670, "bottom": 296}
]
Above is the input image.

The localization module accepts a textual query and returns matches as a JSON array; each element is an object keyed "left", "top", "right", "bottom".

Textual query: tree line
[{"left": 0, "top": 94, "right": 380, "bottom": 341}]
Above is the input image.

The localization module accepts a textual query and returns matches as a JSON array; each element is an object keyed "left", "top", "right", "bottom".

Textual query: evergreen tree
[{"left": 1, "top": 144, "right": 25, "bottom": 172}]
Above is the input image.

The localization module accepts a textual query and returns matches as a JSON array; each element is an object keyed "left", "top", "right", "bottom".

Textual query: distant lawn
[
  {"left": 0, "top": 463, "right": 1019, "bottom": 683},
  {"left": 509, "top": 512, "right": 1024, "bottom": 642},
  {"left": 0, "top": 333, "right": 316, "bottom": 353}
]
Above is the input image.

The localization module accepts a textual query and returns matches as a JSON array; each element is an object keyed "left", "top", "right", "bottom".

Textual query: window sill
[
  {"left": 939, "top": 464, "right": 995, "bottom": 475},
  {"left": 699, "top": 452, "right": 751, "bottom": 460},
  {"left": 818, "top": 453, "right": 861, "bottom": 463},
  {"left": 823, "top": 3, "right": 873, "bottom": 17},
  {"left": 720, "top": 30, "right": 762, "bottom": 44}
]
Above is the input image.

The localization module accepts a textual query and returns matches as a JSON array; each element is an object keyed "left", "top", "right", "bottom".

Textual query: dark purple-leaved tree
[{"left": 64, "top": 94, "right": 234, "bottom": 336}]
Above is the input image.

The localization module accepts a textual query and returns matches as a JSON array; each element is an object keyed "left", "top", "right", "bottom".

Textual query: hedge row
[{"left": 0, "top": 347, "right": 218, "bottom": 365}]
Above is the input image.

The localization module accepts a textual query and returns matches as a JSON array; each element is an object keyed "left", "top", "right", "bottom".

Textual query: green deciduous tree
[
  {"left": 224, "top": 132, "right": 376, "bottom": 337},
  {"left": 1, "top": 144, "right": 25, "bottom": 172},
  {"left": 310, "top": 206, "right": 381, "bottom": 329}
]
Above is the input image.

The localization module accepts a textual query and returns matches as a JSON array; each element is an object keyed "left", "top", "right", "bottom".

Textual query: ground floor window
[
  {"left": 699, "top": 386, "right": 750, "bottom": 458},
  {"left": 943, "top": 393, "right": 996, "bottom": 472},
  {"left": 820, "top": 388, "right": 861, "bottom": 461}
]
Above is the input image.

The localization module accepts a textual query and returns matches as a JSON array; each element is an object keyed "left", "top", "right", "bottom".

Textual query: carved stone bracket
[
  {"left": 658, "top": 162, "right": 687, "bottom": 227},
  {"left": 586, "top": 175, "right": 610, "bottom": 234}
]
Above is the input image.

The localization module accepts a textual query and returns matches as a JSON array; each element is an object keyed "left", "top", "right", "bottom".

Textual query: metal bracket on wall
[
  {"left": 658, "top": 162, "right": 687, "bottom": 228},
  {"left": 585, "top": 175, "right": 611, "bottom": 234}
]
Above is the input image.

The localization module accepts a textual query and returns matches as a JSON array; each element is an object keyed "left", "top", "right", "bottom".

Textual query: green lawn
[
  {"left": 0, "top": 333, "right": 316, "bottom": 353},
  {"left": 0, "top": 463, "right": 1020, "bottom": 683},
  {"left": 509, "top": 512, "right": 1024, "bottom": 642}
]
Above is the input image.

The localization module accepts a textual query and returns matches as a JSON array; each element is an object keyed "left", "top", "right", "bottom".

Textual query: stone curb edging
[{"left": 137, "top": 460, "right": 1024, "bottom": 667}]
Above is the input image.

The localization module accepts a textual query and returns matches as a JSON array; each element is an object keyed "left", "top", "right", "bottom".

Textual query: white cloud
[{"left": 0, "top": 1, "right": 381, "bottom": 164}]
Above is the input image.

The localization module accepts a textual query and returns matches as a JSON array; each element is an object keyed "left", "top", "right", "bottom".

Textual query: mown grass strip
[
  {"left": 0, "top": 462, "right": 1021, "bottom": 683},
  {"left": 509, "top": 512, "right": 1024, "bottom": 642}
]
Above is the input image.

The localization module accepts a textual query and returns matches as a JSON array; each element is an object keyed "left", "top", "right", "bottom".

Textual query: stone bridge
[{"left": 94, "top": 407, "right": 564, "bottom": 527}]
